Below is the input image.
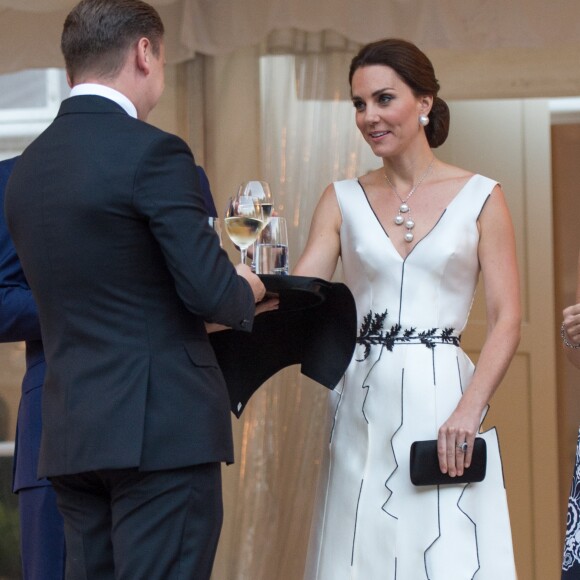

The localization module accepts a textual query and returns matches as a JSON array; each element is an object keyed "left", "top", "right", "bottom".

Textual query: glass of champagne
[
  {"left": 238, "top": 181, "right": 274, "bottom": 270},
  {"left": 239, "top": 181, "right": 274, "bottom": 223},
  {"left": 224, "top": 194, "right": 264, "bottom": 265}
]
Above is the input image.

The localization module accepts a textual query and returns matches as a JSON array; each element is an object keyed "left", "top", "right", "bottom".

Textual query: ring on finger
[{"left": 456, "top": 441, "right": 468, "bottom": 453}]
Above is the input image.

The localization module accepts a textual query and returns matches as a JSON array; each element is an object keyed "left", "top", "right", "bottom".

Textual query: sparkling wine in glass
[
  {"left": 224, "top": 195, "right": 264, "bottom": 265},
  {"left": 240, "top": 181, "right": 274, "bottom": 223},
  {"left": 238, "top": 181, "right": 274, "bottom": 270}
]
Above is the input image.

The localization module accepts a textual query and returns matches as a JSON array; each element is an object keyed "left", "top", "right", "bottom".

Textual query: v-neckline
[{"left": 358, "top": 174, "right": 478, "bottom": 262}]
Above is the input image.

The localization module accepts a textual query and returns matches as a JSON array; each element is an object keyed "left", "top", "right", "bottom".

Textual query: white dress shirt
[{"left": 69, "top": 83, "right": 137, "bottom": 119}]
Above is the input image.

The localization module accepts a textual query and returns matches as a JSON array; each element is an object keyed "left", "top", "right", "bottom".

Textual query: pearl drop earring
[{"left": 419, "top": 114, "right": 429, "bottom": 127}]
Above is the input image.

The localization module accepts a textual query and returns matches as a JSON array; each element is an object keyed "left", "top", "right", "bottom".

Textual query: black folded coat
[{"left": 209, "top": 275, "right": 357, "bottom": 417}]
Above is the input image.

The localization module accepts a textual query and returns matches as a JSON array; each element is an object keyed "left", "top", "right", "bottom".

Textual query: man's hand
[{"left": 236, "top": 264, "right": 266, "bottom": 303}]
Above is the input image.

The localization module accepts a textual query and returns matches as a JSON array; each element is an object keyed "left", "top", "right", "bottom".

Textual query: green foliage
[
  {"left": 0, "top": 457, "right": 21, "bottom": 579},
  {"left": 0, "top": 499, "right": 20, "bottom": 578}
]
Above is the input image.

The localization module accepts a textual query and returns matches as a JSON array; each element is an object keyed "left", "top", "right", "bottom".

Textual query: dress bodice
[{"left": 335, "top": 174, "right": 496, "bottom": 335}]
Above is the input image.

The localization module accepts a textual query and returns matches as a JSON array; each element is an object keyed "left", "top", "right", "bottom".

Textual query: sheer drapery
[
  {"left": 209, "top": 49, "right": 377, "bottom": 580},
  {"left": 259, "top": 52, "right": 378, "bottom": 257},
  {"left": 1, "top": 0, "right": 579, "bottom": 55},
  {"left": 2, "top": 0, "right": 580, "bottom": 97}
]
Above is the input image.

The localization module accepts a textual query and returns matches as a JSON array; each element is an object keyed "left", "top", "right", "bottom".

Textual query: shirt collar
[{"left": 69, "top": 84, "right": 138, "bottom": 119}]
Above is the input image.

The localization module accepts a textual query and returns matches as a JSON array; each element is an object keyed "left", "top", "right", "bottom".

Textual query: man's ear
[{"left": 135, "top": 37, "right": 152, "bottom": 74}]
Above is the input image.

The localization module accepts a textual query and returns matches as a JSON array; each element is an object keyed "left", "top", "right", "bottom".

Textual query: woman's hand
[
  {"left": 437, "top": 403, "right": 483, "bottom": 477},
  {"left": 562, "top": 303, "right": 580, "bottom": 346},
  {"left": 561, "top": 251, "right": 580, "bottom": 368}
]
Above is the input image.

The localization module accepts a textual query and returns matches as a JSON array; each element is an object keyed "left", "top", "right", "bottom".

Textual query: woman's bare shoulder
[
  {"left": 433, "top": 161, "right": 474, "bottom": 183},
  {"left": 356, "top": 167, "right": 384, "bottom": 189}
]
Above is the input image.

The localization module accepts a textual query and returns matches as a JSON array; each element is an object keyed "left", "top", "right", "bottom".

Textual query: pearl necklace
[{"left": 384, "top": 157, "right": 435, "bottom": 243}]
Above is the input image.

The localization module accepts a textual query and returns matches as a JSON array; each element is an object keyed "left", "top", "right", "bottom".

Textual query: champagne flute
[
  {"left": 238, "top": 181, "right": 274, "bottom": 270},
  {"left": 239, "top": 181, "right": 274, "bottom": 224},
  {"left": 224, "top": 195, "right": 264, "bottom": 265}
]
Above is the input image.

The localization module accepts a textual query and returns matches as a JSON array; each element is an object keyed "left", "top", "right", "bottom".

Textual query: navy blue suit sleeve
[
  {"left": 196, "top": 166, "right": 218, "bottom": 218},
  {"left": 135, "top": 135, "right": 255, "bottom": 330},
  {"left": 0, "top": 157, "right": 41, "bottom": 343}
]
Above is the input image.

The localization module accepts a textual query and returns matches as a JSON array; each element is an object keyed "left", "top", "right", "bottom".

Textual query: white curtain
[
  {"left": 2, "top": 0, "right": 580, "bottom": 98},
  {"left": 259, "top": 53, "right": 378, "bottom": 257},
  {"left": 1, "top": 0, "right": 579, "bottom": 55},
  {"left": 209, "top": 47, "right": 378, "bottom": 579}
]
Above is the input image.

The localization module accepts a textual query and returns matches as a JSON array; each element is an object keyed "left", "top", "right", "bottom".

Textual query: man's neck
[{"left": 69, "top": 83, "right": 138, "bottom": 119}]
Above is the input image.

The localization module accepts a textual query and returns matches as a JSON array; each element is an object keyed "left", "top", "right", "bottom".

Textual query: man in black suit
[{"left": 4, "top": 0, "right": 265, "bottom": 578}]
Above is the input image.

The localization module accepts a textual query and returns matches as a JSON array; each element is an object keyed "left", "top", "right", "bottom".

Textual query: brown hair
[
  {"left": 61, "top": 0, "right": 164, "bottom": 84},
  {"left": 349, "top": 38, "right": 450, "bottom": 148}
]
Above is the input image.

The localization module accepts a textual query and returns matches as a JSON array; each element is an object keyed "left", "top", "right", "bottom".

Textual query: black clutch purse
[{"left": 409, "top": 438, "right": 487, "bottom": 486}]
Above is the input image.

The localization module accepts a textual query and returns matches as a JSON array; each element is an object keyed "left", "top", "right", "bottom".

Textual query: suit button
[{"left": 240, "top": 319, "right": 249, "bottom": 329}]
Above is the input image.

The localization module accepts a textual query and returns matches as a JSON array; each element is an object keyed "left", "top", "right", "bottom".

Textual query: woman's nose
[{"left": 364, "top": 105, "right": 380, "bottom": 124}]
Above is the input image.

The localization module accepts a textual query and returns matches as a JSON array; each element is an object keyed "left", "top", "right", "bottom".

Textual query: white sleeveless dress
[{"left": 304, "top": 175, "right": 517, "bottom": 579}]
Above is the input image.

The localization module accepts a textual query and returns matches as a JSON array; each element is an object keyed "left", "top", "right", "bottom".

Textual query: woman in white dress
[{"left": 294, "top": 38, "right": 520, "bottom": 579}]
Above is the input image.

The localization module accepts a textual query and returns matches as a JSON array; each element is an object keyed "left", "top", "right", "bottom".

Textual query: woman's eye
[
  {"left": 353, "top": 100, "right": 365, "bottom": 112},
  {"left": 379, "top": 94, "right": 393, "bottom": 105}
]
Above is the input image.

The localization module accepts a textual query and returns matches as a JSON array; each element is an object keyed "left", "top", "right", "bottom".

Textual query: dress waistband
[{"left": 356, "top": 312, "right": 461, "bottom": 361}]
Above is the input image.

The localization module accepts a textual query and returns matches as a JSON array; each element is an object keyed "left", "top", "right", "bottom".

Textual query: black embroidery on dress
[
  {"left": 351, "top": 478, "right": 364, "bottom": 566},
  {"left": 382, "top": 369, "right": 404, "bottom": 521},
  {"left": 356, "top": 309, "right": 460, "bottom": 361},
  {"left": 456, "top": 484, "right": 481, "bottom": 579}
]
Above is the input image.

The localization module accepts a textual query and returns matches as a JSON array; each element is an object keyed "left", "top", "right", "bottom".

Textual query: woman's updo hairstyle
[{"left": 349, "top": 38, "right": 450, "bottom": 148}]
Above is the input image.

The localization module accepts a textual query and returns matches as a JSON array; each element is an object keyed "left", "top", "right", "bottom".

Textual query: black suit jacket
[{"left": 5, "top": 95, "right": 255, "bottom": 478}]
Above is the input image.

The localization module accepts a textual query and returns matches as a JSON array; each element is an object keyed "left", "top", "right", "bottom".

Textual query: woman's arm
[
  {"left": 561, "top": 251, "right": 580, "bottom": 368},
  {"left": 438, "top": 184, "right": 521, "bottom": 477},
  {"left": 293, "top": 183, "right": 342, "bottom": 280}
]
